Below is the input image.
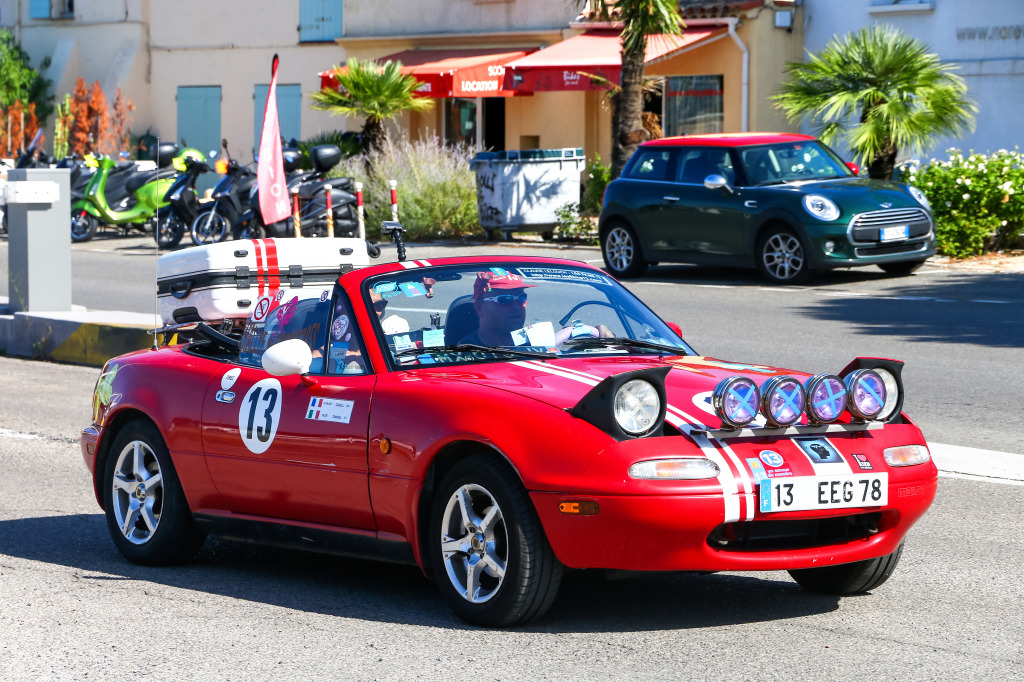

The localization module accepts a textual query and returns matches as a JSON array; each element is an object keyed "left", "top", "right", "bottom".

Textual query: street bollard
[
  {"left": 292, "top": 188, "right": 301, "bottom": 238},
  {"left": 355, "top": 181, "right": 366, "bottom": 240},
  {"left": 389, "top": 179, "right": 398, "bottom": 222},
  {"left": 324, "top": 184, "right": 334, "bottom": 238}
]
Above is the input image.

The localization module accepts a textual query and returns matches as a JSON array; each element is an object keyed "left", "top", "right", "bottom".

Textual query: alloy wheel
[
  {"left": 111, "top": 440, "right": 165, "bottom": 545},
  {"left": 439, "top": 483, "right": 508, "bottom": 604},
  {"left": 605, "top": 226, "right": 635, "bottom": 273},
  {"left": 762, "top": 232, "right": 806, "bottom": 282}
]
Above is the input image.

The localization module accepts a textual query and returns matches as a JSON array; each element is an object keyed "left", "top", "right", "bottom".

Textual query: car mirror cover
[{"left": 262, "top": 339, "right": 313, "bottom": 377}]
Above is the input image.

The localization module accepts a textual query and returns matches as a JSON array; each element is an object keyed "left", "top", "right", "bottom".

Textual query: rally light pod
[
  {"left": 804, "top": 374, "right": 847, "bottom": 424},
  {"left": 839, "top": 357, "right": 905, "bottom": 423},
  {"left": 760, "top": 375, "right": 805, "bottom": 428},
  {"left": 570, "top": 366, "right": 670, "bottom": 440},
  {"left": 844, "top": 369, "right": 887, "bottom": 421},
  {"left": 712, "top": 376, "right": 760, "bottom": 429}
]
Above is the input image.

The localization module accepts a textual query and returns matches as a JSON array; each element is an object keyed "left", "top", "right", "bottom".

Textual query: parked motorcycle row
[{"left": 3, "top": 138, "right": 358, "bottom": 249}]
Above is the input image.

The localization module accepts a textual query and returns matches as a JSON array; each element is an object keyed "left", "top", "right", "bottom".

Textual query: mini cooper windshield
[
  {"left": 365, "top": 263, "right": 694, "bottom": 367},
  {"left": 738, "top": 140, "right": 854, "bottom": 186}
]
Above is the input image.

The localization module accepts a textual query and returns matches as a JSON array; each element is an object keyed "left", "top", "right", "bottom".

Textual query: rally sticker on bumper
[{"left": 306, "top": 397, "right": 354, "bottom": 424}]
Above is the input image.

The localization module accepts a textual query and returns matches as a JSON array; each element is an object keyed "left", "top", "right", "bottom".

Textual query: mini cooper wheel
[
  {"left": 757, "top": 227, "right": 810, "bottom": 284},
  {"left": 430, "top": 454, "right": 563, "bottom": 627},
  {"left": 602, "top": 222, "right": 648, "bottom": 278},
  {"left": 788, "top": 542, "right": 904, "bottom": 594},
  {"left": 102, "top": 419, "right": 204, "bottom": 565},
  {"left": 878, "top": 259, "right": 926, "bottom": 276},
  {"left": 70, "top": 210, "right": 97, "bottom": 243}
]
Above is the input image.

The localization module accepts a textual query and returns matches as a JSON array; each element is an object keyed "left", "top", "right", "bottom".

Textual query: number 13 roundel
[{"left": 239, "top": 378, "right": 283, "bottom": 454}]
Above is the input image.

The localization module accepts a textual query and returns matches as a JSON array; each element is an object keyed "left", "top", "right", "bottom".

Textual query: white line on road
[{"left": 928, "top": 442, "right": 1024, "bottom": 485}]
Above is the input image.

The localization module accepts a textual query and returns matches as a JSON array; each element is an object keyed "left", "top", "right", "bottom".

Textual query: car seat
[{"left": 444, "top": 295, "right": 479, "bottom": 345}]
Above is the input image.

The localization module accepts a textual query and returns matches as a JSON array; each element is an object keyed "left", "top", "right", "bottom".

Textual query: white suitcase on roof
[{"left": 157, "top": 238, "right": 370, "bottom": 324}]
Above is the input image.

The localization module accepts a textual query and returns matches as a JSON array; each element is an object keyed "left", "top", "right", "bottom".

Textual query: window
[
  {"left": 664, "top": 75, "right": 724, "bottom": 137},
  {"left": 253, "top": 84, "right": 302, "bottom": 155},
  {"left": 444, "top": 98, "right": 478, "bottom": 147},
  {"left": 239, "top": 293, "right": 331, "bottom": 371},
  {"left": 299, "top": 0, "right": 344, "bottom": 42},
  {"left": 624, "top": 149, "right": 673, "bottom": 181},
  {"left": 676, "top": 148, "right": 735, "bottom": 185},
  {"left": 325, "top": 293, "right": 370, "bottom": 375}
]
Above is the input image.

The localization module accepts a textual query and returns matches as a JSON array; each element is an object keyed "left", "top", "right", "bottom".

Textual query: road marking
[
  {"left": 0, "top": 428, "right": 46, "bottom": 441},
  {"left": 929, "top": 442, "right": 1024, "bottom": 485}
]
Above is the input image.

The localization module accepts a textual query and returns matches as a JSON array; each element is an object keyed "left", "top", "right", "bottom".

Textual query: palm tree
[
  {"left": 585, "top": 1, "right": 683, "bottom": 179},
  {"left": 312, "top": 58, "right": 434, "bottom": 152},
  {"left": 772, "top": 25, "right": 976, "bottom": 180}
]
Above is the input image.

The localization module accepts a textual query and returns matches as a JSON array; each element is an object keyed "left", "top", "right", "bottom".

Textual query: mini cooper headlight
[
  {"left": 614, "top": 379, "right": 661, "bottom": 435},
  {"left": 804, "top": 374, "right": 847, "bottom": 424},
  {"left": 802, "top": 194, "right": 840, "bottom": 221},
  {"left": 884, "top": 444, "right": 931, "bottom": 467},
  {"left": 844, "top": 369, "right": 887, "bottom": 421},
  {"left": 713, "top": 376, "right": 760, "bottom": 429},
  {"left": 760, "top": 376, "right": 806, "bottom": 428},
  {"left": 629, "top": 458, "right": 721, "bottom": 480},
  {"left": 908, "top": 186, "right": 932, "bottom": 211}
]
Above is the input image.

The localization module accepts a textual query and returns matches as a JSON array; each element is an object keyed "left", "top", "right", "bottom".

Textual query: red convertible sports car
[{"left": 82, "top": 239, "right": 937, "bottom": 626}]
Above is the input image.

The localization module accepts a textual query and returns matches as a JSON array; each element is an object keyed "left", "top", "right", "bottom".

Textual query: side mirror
[
  {"left": 704, "top": 174, "right": 734, "bottom": 194},
  {"left": 846, "top": 162, "right": 860, "bottom": 176},
  {"left": 666, "top": 321, "right": 684, "bottom": 338},
  {"left": 262, "top": 339, "right": 313, "bottom": 376}
]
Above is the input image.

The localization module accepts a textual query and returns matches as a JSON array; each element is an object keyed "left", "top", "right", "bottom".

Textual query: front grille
[
  {"left": 707, "top": 512, "right": 881, "bottom": 551},
  {"left": 849, "top": 208, "right": 932, "bottom": 243},
  {"left": 854, "top": 241, "right": 929, "bottom": 257}
]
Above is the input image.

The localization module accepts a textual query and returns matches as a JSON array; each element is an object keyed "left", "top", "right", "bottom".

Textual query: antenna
[{"left": 153, "top": 135, "right": 161, "bottom": 350}]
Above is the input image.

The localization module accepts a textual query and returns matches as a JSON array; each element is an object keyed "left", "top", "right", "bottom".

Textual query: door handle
[{"left": 663, "top": 196, "right": 680, "bottom": 202}]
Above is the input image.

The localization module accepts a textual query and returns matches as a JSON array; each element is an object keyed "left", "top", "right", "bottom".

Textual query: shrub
[
  {"left": 332, "top": 136, "right": 479, "bottom": 240},
  {"left": 897, "top": 148, "right": 1024, "bottom": 257},
  {"left": 554, "top": 202, "right": 597, "bottom": 243},
  {"left": 580, "top": 154, "right": 611, "bottom": 216}
]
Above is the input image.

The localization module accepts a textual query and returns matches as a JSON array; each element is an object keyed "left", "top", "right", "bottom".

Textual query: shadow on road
[{"left": 0, "top": 513, "right": 841, "bottom": 632}]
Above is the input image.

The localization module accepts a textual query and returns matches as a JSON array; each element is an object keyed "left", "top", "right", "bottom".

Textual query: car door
[
  {"left": 613, "top": 147, "right": 679, "bottom": 254},
  {"left": 200, "top": 286, "right": 377, "bottom": 530},
  {"left": 659, "top": 147, "right": 753, "bottom": 259}
]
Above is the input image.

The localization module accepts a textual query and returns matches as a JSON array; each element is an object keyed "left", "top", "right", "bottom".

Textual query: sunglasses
[
  {"left": 479, "top": 293, "right": 527, "bottom": 306},
  {"left": 372, "top": 299, "right": 388, "bottom": 310}
]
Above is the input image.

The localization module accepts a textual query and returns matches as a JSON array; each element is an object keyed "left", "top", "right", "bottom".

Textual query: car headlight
[
  {"left": 713, "top": 376, "right": 760, "bottom": 429},
  {"left": 804, "top": 374, "right": 847, "bottom": 424},
  {"left": 871, "top": 366, "right": 902, "bottom": 421},
  {"left": 908, "top": 186, "right": 931, "bottom": 211},
  {"left": 760, "top": 376, "right": 805, "bottom": 427},
  {"left": 802, "top": 194, "right": 840, "bottom": 221},
  {"left": 614, "top": 379, "right": 661, "bottom": 435},
  {"left": 844, "top": 369, "right": 887, "bottom": 421},
  {"left": 629, "top": 458, "right": 721, "bottom": 480},
  {"left": 884, "top": 444, "right": 931, "bottom": 467}
]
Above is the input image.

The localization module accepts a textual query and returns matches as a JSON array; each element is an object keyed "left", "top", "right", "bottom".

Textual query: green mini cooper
[{"left": 598, "top": 133, "right": 935, "bottom": 283}]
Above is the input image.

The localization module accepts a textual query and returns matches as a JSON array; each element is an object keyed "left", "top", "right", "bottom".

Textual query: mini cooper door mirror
[
  {"left": 704, "top": 174, "right": 734, "bottom": 194},
  {"left": 262, "top": 339, "right": 313, "bottom": 377}
]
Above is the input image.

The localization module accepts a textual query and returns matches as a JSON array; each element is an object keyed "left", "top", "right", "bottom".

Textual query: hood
[
  {"left": 765, "top": 176, "right": 923, "bottom": 209},
  {"left": 411, "top": 355, "right": 812, "bottom": 429}
]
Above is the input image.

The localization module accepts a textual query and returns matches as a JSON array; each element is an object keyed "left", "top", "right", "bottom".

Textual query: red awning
[
  {"left": 507, "top": 27, "right": 728, "bottom": 92},
  {"left": 319, "top": 48, "right": 536, "bottom": 98}
]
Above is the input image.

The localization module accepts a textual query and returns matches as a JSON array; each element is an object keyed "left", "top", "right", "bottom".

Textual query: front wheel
[
  {"left": 878, "top": 259, "right": 926, "bottom": 276},
  {"left": 602, "top": 222, "right": 647, "bottom": 278},
  {"left": 430, "top": 454, "right": 563, "bottom": 627},
  {"left": 102, "top": 419, "right": 205, "bottom": 565},
  {"left": 788, "top": 542, "right": 904, "bottom": 594},
  {"left": 190, "top": 207, "right": 230, "bottom": 245},
  {"left": 155, "top": 213, "right": 186, "bottom": 249},
  {"left": 71, "top": 209, "right": 97, "bottom": 243},
  {"left": 233, "top": 220, "right": 265, "bottom": 241},
  {"left": 757, "top": 226, "right": 810, "bottom": 284}
]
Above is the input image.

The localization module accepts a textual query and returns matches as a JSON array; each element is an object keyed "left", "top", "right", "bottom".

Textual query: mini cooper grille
[
  {"left": 850, "top": 208, "right": 931, "bottom": 243},
  {"left": 854, "top": 241, "right": 929, "bottom": 258},
  {"left": 707, "top": 512, "right": 882, "bottom": 551}
]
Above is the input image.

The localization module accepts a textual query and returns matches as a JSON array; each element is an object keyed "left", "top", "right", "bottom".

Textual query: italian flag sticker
[{"left": 307, "top": 398, "right": 324, "bottom": 419}]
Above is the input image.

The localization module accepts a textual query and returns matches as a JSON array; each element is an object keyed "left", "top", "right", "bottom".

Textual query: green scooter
[{"left": 70, "top": 142, "right": 201, "bottom": 243}]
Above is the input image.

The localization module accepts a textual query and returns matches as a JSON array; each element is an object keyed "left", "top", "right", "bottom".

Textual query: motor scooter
[
  {"left": 155, "top": 154, "right": 210, "bottom": 248},
  {"left": 189, "top": 142, "right": 256, "bottom": 245}
]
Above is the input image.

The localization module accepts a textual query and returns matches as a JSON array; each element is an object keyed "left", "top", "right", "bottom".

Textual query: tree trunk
[
  {"left": 611, "top": 45, "right": 648, "bottom": 180},
  {"left": 867, "top": 142, "right": 897, "bottom": 180},
  {"left": 362, "top": 117, "right": 387, "bottom": 154}
]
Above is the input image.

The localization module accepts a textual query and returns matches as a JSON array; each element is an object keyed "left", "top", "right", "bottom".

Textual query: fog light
[
  {"left": 823, "top": 240, "right": 836, "bottom": 255},
  {"left": 884, "top": 444, "right": 931, "bottom": 467}
]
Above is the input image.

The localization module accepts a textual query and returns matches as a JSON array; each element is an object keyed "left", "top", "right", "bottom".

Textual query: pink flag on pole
[{"left": 257, "top": 54, "right": 290, "bottom": 225}]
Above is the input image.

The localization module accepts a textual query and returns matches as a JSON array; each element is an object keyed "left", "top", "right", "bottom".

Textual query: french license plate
[
  {"left": 759, "top": 473, "right": 888, "bottom": 513},
  {"left": 880, "top": 225, "right": 909, "bottom": 242}
]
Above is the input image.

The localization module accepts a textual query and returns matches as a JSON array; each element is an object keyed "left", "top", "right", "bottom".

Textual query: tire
[
  {"left": 101, "top": 419, "right": 205, "bottom": 565},
  {"left": 155, "top": 213, "right": 186, "bottom": 249},
  {"left": 757, "top": 226, "right": 810, "bottom": 284},
  {"left": 190, "top": 207, "right": 229, "bottom": 245},
  {"left": 602, "top": 221, "right": 648, "bottom": 278},
  {"left": 71, "top": 209, "right": 97, "bottom": 243},
  {"left": 233, "top": 221, "right": 266, "bottom": 241},
  {"left": 788, "top": 542, "right": 904, "bottom": 595},
  {"left": 430, "top": 453, "right": 563, "bottom": 627},
  {"left": 878, "top": 259, "right": 926, "bottom": 276}
]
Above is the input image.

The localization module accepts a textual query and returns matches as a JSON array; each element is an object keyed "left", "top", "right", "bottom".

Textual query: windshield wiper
[
  {"left": 563, "top": 337, "right": 688, "bottom": 355},
  {"left": 394, "top": 343, "right": 557, "bottom": 360}
]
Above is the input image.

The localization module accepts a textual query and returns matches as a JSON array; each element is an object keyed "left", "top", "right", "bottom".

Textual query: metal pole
[
  {"left": 324, "top": 184, "right": 334, "bottom": 238},
  {"left": 355, "top": 181, "right": 365, "bottom": 240},
  {"left": 389, "top": 179, "right": 398, "bottom": 222},
  {"left": 292, "top": 188, "right": 302, "bottom": 238}
]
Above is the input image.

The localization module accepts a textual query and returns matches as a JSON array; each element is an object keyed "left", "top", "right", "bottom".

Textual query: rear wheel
[
  {"left": 234, "top": 220, "right": 265, "bottom": 241},
  {"left": 190, "top": 207, "right": 229, "bottom": 245},
  {"left": 156, "top": 213, "right": 186, "bottom": 249},
  {"left": 788, "top": 542, "right": 904, "bottom": 594},
  {"left": 602, "top": 222, "right": 648, "bottom": 278},
  {"left": 430, "top": 454, "right": 563, "bottom": 627},
  {"left": 71, "top": 209, "right": 97, "bottom": 242},
  {"left": 757, "top": 226, "right": 809, "bottom": 284},
  {"left": 878, "top": 259, "right": 926, "bottom": 276},
  {"left": 102, "top": 419, "right": 205, "bottom": 565}
]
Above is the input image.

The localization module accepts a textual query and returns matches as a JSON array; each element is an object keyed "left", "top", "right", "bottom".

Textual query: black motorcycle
[{"left": 155, "top": 154, "right": 209, "bottom": 248}]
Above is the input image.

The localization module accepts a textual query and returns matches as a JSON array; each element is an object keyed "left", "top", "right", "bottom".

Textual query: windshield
[
  {"left": 363, "top": 263, "right": 694, "bottom": 368},
  {"left": 738, "top": 141, "right": 853, "bottom": 186}
]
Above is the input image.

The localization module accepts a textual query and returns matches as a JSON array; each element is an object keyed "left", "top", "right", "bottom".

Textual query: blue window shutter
[
  {"left": 254, "top": 84, "right": 302, "bottom": 156},
  {"left": 176, "top": 86, "right": 222, "bottom": 193},
  {"left": 299, "top": 0, "right": 343, "bottom": 42},
  {"left": 30, "top": 0, "right": 50, "bottom": 19}
]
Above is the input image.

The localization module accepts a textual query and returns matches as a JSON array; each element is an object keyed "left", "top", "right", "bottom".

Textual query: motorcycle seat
[{"left": 125, "top": 167, "right": 178, "bottom": 193}]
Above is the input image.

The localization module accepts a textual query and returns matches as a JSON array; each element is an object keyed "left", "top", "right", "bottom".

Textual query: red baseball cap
[{"left": 473, "top": 271, "right": 536, "bottom": 299}]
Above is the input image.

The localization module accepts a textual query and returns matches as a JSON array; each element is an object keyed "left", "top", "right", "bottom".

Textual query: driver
[{"left": 459, "top": 272, "right": 536, "bottom": 346}]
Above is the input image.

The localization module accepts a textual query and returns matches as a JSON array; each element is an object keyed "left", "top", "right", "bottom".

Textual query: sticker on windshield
[
  {"left": 374, "top": 281, "right": 398, "bottom": 294},
  {"left": 238, "top": 378, "right": 282, "bottom": 454},
  {"left": 422, "top": 328, "right": 445, "bottom": 347},
  {"left": 251, "top": 296, "right": 272, "bottom": 322},
  {"left": 306, "top": 397, "right": 354, "bottom": 424},
  {"left": 400, "top": 281, "right": 427, "bottom": 297},
  {"left": 331, "top": 314, "right": 349, "bottom": 341},
  {"left": 511, "top": 321, "right": 556, "bottom": 346},
  {"left": 518, "top": 267, "right": 611, "bottom": 286}
]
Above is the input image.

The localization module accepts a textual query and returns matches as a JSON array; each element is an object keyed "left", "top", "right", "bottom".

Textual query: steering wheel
[{"left": 554, "top": 321, "right": 602, "bottom": 345}]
